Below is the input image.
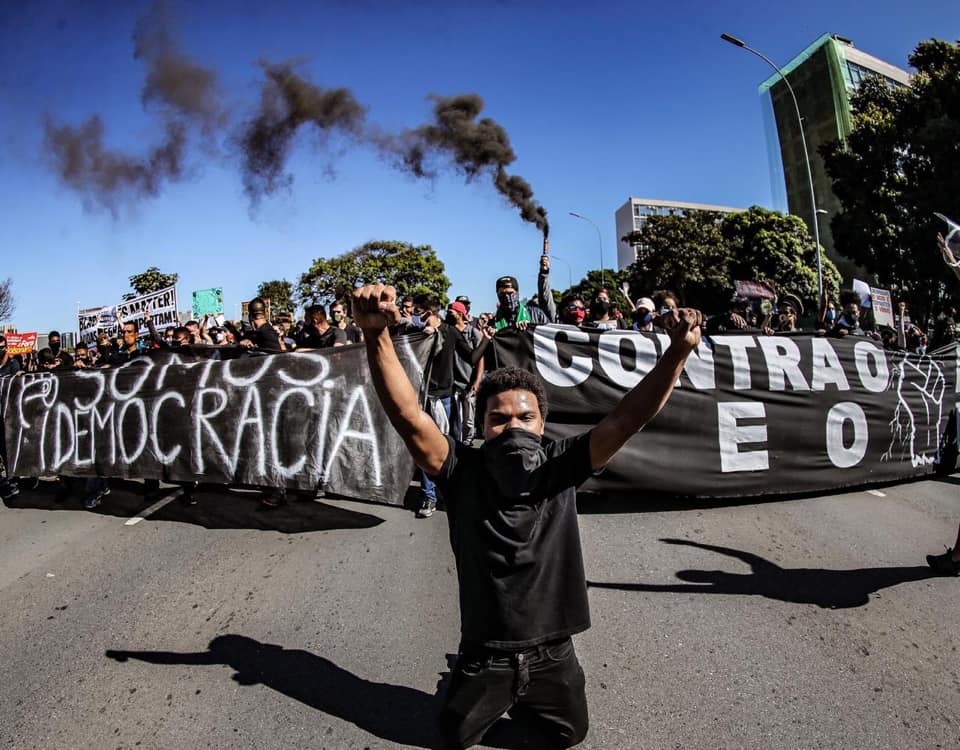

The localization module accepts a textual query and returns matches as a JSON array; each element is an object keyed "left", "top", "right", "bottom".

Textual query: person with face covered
[
  {"left": 353, "top": 282, "right": 703, "bottom": 749},
  {"left": 558, "top": 295, "right": 587, "bottom": 327},
  {"left": 830, "top": 299, "right": 881, "bottom": 340},
  {"left": 45, "top": 331, "right": 74, "bottom": 370}
]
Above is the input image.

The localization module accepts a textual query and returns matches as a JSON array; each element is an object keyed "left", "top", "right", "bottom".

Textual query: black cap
[
  {"left": 495, "top": 276, "right": 519, "bottom": 291},
  {"left": 455, "top": 295, "right": 471, "bottom": 306}
]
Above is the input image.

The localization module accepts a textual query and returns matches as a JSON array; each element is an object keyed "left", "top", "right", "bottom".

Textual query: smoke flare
[
  {"left": 239, "top": 61, "right": 367, "bottom": 204},
  {"left": 133, "top": 1, "right": 224, "bottom": 132},
  {"left": 43, "top": 115, "right": 187, "bottom": 213},
  {"left": 387, "top": 94, "right": 549, "bottom": 235}
]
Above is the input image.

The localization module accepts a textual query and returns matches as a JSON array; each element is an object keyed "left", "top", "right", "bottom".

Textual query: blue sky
[{"left": 1, "top": 0, "right": 957, "bottom": 332}]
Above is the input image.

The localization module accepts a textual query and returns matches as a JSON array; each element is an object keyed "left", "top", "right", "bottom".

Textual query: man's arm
[
  {"left": 538, "top": 254, "right": 557, "bottom": 322},
  {"left": 589, "top": 309, "right": 702, "bottom": 471},
  {"left": 938, "top": 233, "right": 960, "bottom": 282},
  {"left": 354, "top": 285, "right": 449, "bottom": 475}
]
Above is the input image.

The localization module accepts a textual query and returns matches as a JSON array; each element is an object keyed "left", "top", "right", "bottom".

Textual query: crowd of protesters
[{"left": 1, "top": 247, "right": 959, "bottom": 514}]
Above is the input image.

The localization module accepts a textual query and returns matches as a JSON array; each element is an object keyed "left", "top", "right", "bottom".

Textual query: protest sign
[
  {"left": 734, "top": 280, "right": 777, "bottom": 300},
  {"left": 115, "top": 285, "right": 179, "bottom": 336},
  {"left": 78, "top": 306, "right": 119, "bottom": 346},
  {"left": 870, "top": 287, "right": 894, "bottom": 328},
  {"left": 4, "top": 332, "right": 37, "bottom": 356},
  {"left": 192, "top": 288, "right": 224, "bottom": 318}
]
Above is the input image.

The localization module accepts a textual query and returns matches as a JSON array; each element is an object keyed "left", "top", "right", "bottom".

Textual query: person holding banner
[
  {"left": 927, "top": 231, "right": 960, "bottom": 576},
  {"left": 353, "top": 282, "right": 703, "bottom": 749}
]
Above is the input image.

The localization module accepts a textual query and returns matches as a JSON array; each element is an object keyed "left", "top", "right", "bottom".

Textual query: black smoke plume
[
  {"left": 239, "top": 61, "right": 367, "bottom": 205},
  {"left": 43, "top": 1, "right": 221, "bottom": 212},
  {"left": 43, "top": 115, "right": 187, "bottom": 213},
  {"left": 387, "top": 94, "right": 549, "bottom": 236},
  {"left": 132, "top": 1, "right": 225, "bottom": 133}
]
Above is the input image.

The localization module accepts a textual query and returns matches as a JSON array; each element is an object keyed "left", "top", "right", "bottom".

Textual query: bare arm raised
[
  {"left": 588, "top": 308, "right": 703, "bottom": 471},
  {"left": 353, "top": 284, "right": 449, "bottom": 476}
]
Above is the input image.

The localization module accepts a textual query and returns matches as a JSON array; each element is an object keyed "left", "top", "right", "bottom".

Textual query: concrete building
[
  {"left": 760, "top": 33, "right": 911, "bottom": 274},
  {"left": 615, "top": 198, "right": 743, "bottom": 270}
]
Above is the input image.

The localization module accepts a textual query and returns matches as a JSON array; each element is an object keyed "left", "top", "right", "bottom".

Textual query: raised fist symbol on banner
[{"left": 883, "top": 355, "right": 946, "bottom": 467}]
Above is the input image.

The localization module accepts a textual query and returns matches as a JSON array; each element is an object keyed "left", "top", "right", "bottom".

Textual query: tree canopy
[
  {"left": 621, "top": 207, "right": 840, "bottom": 313},
  {"left": 821, "top": 37, "right": 960, "bottom": 315},
  {"left": 298, "top": 240, "right": 451, "bottom": 307},
  {"left": 256, "top": 280, "right": 295, "bottom": 315},
  {"left": 123, "top": 267, "right": 179, "bottom": 300}
]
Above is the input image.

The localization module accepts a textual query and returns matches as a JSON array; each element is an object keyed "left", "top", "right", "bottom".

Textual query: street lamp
[
  {"left": 721, "top": 32, "right": 824, "bottom": 298},
  {"left": 569, "top": 212, "right": 605, "bottom": 289}
]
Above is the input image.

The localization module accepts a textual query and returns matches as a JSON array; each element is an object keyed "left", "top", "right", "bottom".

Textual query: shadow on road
[
  {"left": 588, "top": 538, "right": 939, "bottom": 609},
  {"left": 3, "top": 482, "right": 384, "bottom": 534},
  {"left": 105, "top": 636, "right": 543, "bottom": 749}
]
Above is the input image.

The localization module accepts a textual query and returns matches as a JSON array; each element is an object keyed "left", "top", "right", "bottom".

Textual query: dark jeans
[{"left": 439, "top": 637, "right": 588, "bottom": 749}]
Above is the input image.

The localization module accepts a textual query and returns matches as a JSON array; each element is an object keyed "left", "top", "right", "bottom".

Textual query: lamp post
[
  {"left": 569, "top": 212, "right": 605, "bottom": 289},
  {"left": 721, "top": 32, "right": 824, "bottom": 298}
]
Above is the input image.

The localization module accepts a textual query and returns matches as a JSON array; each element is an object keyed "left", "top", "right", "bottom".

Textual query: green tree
[
  {"left": 621, "top": 207, "right": 840, "bottom": 314},
  {"left": 821, "top": 38, "right": 960, "bottom": 316},
  {"left": 298, "top": 240, "right": 451, "bottom": 307},
  {"left": 622, "top": 211, "right": 731, "bottom": 310},
  {"left": 722, "top": 207, "right": 841, "bottom": 308},
  {"left": 123, "top": 267, "right": 179, "bottom": 301},
  {"left": 256, "top": 279, "right": 295, "bottom": 315}
]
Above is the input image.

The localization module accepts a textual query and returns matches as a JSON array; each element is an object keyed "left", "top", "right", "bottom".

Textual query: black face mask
[
  {"left": 482, "top": 427, "right": 547, "bottom": 500},
  {"left": 49, "top": 341, "right": 61, "bottom": 354},
  {"left": 592, "top": 300, "right": 610, "bottom": 316},
  {"left": 498, "top": 292, "right": 519, "bottom": 316}
]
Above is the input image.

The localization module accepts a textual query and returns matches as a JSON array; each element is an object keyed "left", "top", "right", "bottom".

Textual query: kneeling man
[{"left": 354, "top": 284, "right": 702, "bottom": 748}]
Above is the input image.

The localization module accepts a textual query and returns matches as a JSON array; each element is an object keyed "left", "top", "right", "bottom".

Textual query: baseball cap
[
  {"left": 449, "top": 301, "right": 468, "bottom": 316},
  {"left": 455, "top": 295, "right": 471, "bottom": 306},
  {"left": 634, "top": 297, "right": 655, "bottom": 313}
]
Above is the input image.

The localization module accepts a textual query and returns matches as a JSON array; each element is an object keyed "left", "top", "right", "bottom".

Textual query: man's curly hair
[{"left": 476, "top": 367, "right": 549, "bottom": 426}]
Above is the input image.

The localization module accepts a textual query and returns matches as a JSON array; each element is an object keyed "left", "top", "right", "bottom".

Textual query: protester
[
  {"left": 295, "top": 304, "right": 347, "bottom": 348},
  {"left": 330, "top": 301, "right": 363, "bottom": 344},
  {"left": 830, "top": 298, "right": 881, "bottom": 340},
  {"left": 558, "top": 294, "right": 587, "bottom": 327},
  {"left": 412, "top": 295, "right": 455, "bottom": 518},
  {"left": 236, "top": 298, "right": 284, "bottom": 354},
  {"left": 46, "top": 330, "right": 74, "bottom": 369},
  {"left": 353, "top": 282, "right": 703, "bottom": 748},
  {"left": 537, "top": 253, "right": 558, "bottom": 322},
  {"left": 817, "top": 290, "right": 838, "bottom": 332},
  {"left": 927, "top": 231, "right": 960, "bottom": 576},
  {"left": 706, "top": 295, "right": 755, "bottom": 335},
  {"left": 492, "top": 275, "right": 549, "bottom": 330},
  {"left": 765, "top": 293, "right": 803, "bottom": 334},
  {"left": 0, "top": 336, "right": 22, "bottom": 378},
  {"left": 447, "top": 300, "right": 483, "bottom": 445},
  {"left": 73, "top": 342, "right": 94, "bottom": 369},
  {"left": 632, "top": 297, "right": 655, "bottom": 332},
  {"left": 186, "top": 319, "right": 213, "bottom": 345},
  {"left": 585, "top": 293, "right": 618, "bottom": 330}
]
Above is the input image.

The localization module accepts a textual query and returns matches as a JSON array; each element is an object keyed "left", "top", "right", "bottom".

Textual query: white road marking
[
  {"left": 866, "top": 489, "right": 887, "bottom": 497},
  {"left": 124, "top": 489, "right": 182, "bottom": 526}
]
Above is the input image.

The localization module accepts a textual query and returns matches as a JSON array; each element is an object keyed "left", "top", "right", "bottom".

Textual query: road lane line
[{"left": 125, "top": 489, "right": 182, "bottom": 526}]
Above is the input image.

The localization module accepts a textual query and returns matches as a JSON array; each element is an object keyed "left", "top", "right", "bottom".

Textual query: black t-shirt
[
  {"left": 249, "top": 323, "right": 284, "bottom": 353},
  {"left": 428, "top": 324, "right": 456, "bottom": 399},
  {"left": 295, "top": 325, "right": 347, "bottom": 349},
  {"left": 431, "top": 431, "right": 595, "bottom": 649}
]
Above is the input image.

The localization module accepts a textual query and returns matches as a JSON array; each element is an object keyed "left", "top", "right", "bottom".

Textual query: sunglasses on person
[{"left": 566, "top": 304, "right": 585, "bottom": 311}]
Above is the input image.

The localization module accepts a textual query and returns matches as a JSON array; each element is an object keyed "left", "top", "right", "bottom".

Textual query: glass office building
[{"left": 761, "top": 33, "right": 911, "bottom": 277}]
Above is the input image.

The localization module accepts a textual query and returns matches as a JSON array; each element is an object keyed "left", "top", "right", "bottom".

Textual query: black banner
[
  {"left": 493, "top": 328, "right": 959, "bottom": 497},
  {"left": 1, "top": 336, "right": 434, "bottom": 506}
]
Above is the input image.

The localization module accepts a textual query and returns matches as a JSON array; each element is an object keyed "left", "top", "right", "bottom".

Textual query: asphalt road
[{"left": 1, "top": 475, "right": 958, "bottom": 750}]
